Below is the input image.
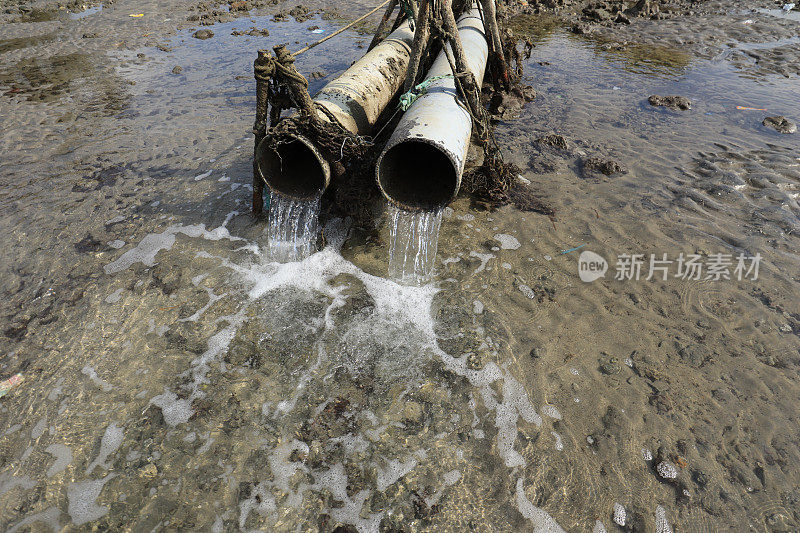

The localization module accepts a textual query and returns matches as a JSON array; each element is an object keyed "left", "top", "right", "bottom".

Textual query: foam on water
[
  {"left": 102, "top": 215, "right": 576, "bottom": 530},
  {"left": 67, "top": 475, "right": 116, "bottom": 526},
  {"left": 387, "top": 205, "right": 442, "bottom": 285},
  {"left": 266, "top": 191, "right": 321, "bottom": 262},
  {"left": 86, "top": 423, "right": 124, "bottom": 474}
]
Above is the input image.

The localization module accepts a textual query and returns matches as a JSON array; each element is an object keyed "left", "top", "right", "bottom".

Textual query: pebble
[
  {"left": 193, "top": 29, "right": 214, "bottom": 40},
  {"left": 763, "top": 116, "right": 797, "bottom": 134},
  {"left": 139, "top": 463, "right": 158, "bottom": 479},
  {"left": 172, "top": 66, "right": 183, "bottom": 74},
  {"left": 648, "top": 94, "right": 691, "bottom": 110}
]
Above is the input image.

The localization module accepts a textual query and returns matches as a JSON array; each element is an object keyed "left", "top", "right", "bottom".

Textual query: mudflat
[{"left": 1, "top": 0, "right": 799, "bottom": 531}]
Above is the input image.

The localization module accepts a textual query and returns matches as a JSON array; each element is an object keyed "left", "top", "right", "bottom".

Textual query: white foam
[
  {"left": 150, "top": 389, "right": 194, "bottom": 426},
  {"left": 104, "top": 223, "right": 241, "bottom": 274},
  {"left": 31, "top": 417, "right": 47, "bottom": 439},
  {"left": 7, "top": 507, "right": 62, "bottom": 533},
  {"left": 86, "top": 423, "right": 124, "bottom": 474},
  {"left": 194, "top": 170, "right": 213, "bottom": 181},
  {"left": 552, "top": 431, "right": 564, "bottom": 451},
  {"left": 376, "top": 456, "right": 418, "bottom": 492},
  {"left": 67, "top": 475, "right": 116, "bottom": 526},
  {"left": 515, "top": 478, "right": 566, "bottom": 532},
  {"left": 45, "top": 444, "right": 73, "bottom": 477},
  {"left": 81, "top": 366, "right": 113, "bottom": 392},
  {"left": 494, "top": 234, "right": 521, "bottom": 250},
  {"left": 655, "top": 505, "right": 673, "bottom": 533},
  {"left": 105, "top": 288, "right": 124, "bottom": 303},
  {"left": 0, "top": 472, "right": 36, "bottom": 496},
  {"left": 542, "top": 405, "right": 562, "bottom": 420},
  {"left": 469, "top": 251, "right": 494, "bottom": 274}
]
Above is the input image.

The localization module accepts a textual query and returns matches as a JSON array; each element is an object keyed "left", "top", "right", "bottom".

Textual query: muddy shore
[{"left": 1, "top": 0, "right": 799, "bottom": 531}]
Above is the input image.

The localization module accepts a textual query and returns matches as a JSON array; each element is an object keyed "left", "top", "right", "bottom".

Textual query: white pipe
[
  {"left": 376, "top": 5, "right": 488, "bottom": 211},
  {"left": 256, "top": 21, "right": 415, "bottom": 200}
]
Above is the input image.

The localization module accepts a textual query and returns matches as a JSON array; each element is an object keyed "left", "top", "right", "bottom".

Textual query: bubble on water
[
  {"left": 593, "top": 520, "right": 607, "bottom": 533},
  {"left": 67, "top": 474, "right": 116, "bottom": 526},
  {"left": 81, "top": 366, "right": 113, "bottom": 392},
  {"left": 194, "top": 169, "right": 212, "bottom": 181},
  {"left": 150, "top": 389, "right": 194, "bottom": 426},
  {"left": 613, "top": 502, "right": 626, "bottom": 526},
  {"left": 552, "top": 431, "right": 564, "bottom": 451},
  {"left": 7, "top": 507, "right": 62, "bottom": 533},
  {"left": 45, "top": 444, "right": 73, "bottom": 477},
  {"left": 31, "top": 417, "right": 47, "bottom": 439},
  {"left": 515, "top": 478, "right": 566, "bottom": 531},
  {"left": 469, "top": 251, "right": 494, "bottom": 273},
  {"left": 542, "top": 404, "right": 562, "bottom": 420},
  {"left": 86, "top": 423, "right": 124, "bottom": 474},
  {"left": 642, "top": 448, "right": 653, "bottom": 461},
  {"left": 105, "top": 288, "right": 124, "bottom": 303},
  {"left": 493, "top": 234, "right": 521, "bottom": 250},
  {"left": 376, "top": 456, "right": 419, "bottom": 492},
  {"left": 473, "top": 299, "right": 484, "bottom": 314},
  {"left": 104, "top": 223, "right": 241, "bottom": 274},
  {"left": 0, "top": 472, "right": 36, "bottom": 496},
  {"left": 108, "top": 240, "right": 125, "bottom": 249},
  {"left": 655, "top": 505, "right": 674, "bottom": 533}
]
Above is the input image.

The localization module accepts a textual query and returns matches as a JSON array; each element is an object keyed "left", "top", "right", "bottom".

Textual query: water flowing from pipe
[
  {"left": 266, "top": 191, "right": 321, "bottom": 262},
  {"left": 387, "top": 204, "right": 443, "bottom": 285}
]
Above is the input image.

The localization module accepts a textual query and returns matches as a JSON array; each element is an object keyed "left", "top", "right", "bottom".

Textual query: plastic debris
[
  {"left": 783, "top": 4, "right": 796, "bottom": 12},
  {"left": 0, "top": 373, "right": 24, "bottom": 398},
  {"left": 742, "top": 19, "right": 754, "bottom": 24},
  {"left": 736, "top": 106, "right": 767, "bottom": 111},
  {"left": 129, "top": 13, "right": 144, "bottom": 18},
  {"left": 311, "top": 28, "right": 324, "bottom": 34}
]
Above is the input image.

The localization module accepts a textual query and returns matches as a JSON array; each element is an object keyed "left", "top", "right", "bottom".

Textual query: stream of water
[
  {"left": 386, "top": 205, "right": 443, "bottom": 285},
  {"left": 266, "top": 191, "right": 321, "bottom": 263}
]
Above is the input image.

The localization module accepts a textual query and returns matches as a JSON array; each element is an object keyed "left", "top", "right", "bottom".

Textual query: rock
[
  {"left": 600, "top": 358, "right": 621, "bottom": 375},
  {"left": 229, "top": 1, "right": 249, "bottom": 11},
  {"left": 466, "top": 352, "right": 483, "bottom": 370},
  {"left": 648, "top": 95, "right": 691, "bottom": 110},
  {"left": 402, "top": 401, "right": 424, "bottom": 424},
  {"left": 535, "top": 134, "right": 569, "bottom": 150},
  {"left": 172, "top": 66, "right": 183, "bottom": 75},
  {"left": 529, "top": 343, "right": 546, "bottom": 359},
  {"left": 192, "top": 29, "right": 214, "bottom": 40},
  {"left": 762, "top": 116, "right": 797, "bottom": 134},
  {"left": 583, "top": 157, "right": 626, "bottom": 176},
  {"left": 139, "top": 463, "right": 158, "bottom": 479},
  {"left": 571, "top": 23, "right": 593, "bottom": 35}
]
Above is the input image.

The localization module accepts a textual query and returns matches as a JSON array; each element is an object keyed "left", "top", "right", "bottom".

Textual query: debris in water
[
  {"left": 0, "top": 373, "right": 23, "bottom": 398},
  {"left": 387, "top": 204, "right": 442, "bottom": 285}
]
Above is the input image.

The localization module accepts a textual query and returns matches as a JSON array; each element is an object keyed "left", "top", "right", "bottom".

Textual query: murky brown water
[{"left": 1, "top": 2, "right": 799, "bottom": 532}]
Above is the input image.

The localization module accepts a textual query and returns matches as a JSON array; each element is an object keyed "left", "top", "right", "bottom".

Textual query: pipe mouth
[
  {"left": 255, "top": 134, "right": 330, "bottom": 200},
  {"left": 377, "top": 140, "right": 459, "bottom": 211}
]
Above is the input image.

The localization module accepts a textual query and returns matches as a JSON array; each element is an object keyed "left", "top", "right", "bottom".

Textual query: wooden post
[
  {"left": 480, "top": 0, "right": 510, "bottom": 91},
  {"left": 368, "top": 0, "right": 399, "bottom": 51},
  {"left": 403, "top": 0, "right": 431, "bottom": 93}
]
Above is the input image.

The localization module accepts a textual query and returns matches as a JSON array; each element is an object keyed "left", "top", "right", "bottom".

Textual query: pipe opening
[
  {"left": 378, "top": 140, "right": 458, "bottom": 211},
  {"left": 256, "top": 135, "right": 329, "bottom": 200}
]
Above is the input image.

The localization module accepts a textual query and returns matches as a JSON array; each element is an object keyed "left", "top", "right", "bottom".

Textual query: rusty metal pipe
[{"left": 256, "top": 21, "right": 415, "bottom": 200}]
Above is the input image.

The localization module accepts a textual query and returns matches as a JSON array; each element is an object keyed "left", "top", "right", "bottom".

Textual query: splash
[
  {"left": 266, "top": 191, "right": 321, "bottom": 262},
  {"left": 387, "top": 204, "right": 443, "bottom": 285}
]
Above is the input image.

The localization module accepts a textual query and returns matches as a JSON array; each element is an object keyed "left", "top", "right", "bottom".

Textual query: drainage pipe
[
  {"left": 376, "top": 5, "right": 488, "bottom": 211},
  {"left": 256, "top": 21, "right": 415, "bottom": 200}
]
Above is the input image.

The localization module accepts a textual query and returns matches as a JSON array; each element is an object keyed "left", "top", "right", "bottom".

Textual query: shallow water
[{"left": 1, "top": 6, "right": 799, "bottom": 533}]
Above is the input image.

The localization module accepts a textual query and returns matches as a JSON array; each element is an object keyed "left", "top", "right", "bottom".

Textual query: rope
[
  {"left": 292, "top": 0, "right": 392, "bottom": 57},
  {"left": 399, "top": 0, "right": 416, "bottom": 31},
  {"left": 398, "top": 74, "right": 453, "bottom": 111}
]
